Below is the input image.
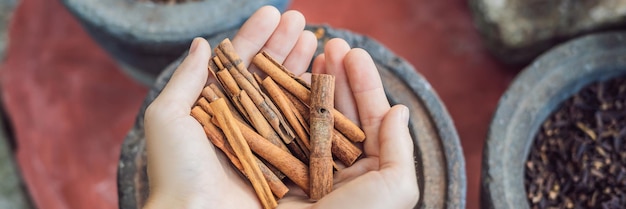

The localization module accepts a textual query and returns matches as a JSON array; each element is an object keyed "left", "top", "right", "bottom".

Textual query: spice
[
  {"left": 262, "top": 77, "right": 311, "bottom": 158},
  {"left": 253, "top": 51, "right": 366, "bottom": 143},
  {"left": 525, "top": 76, "right": 626, "bottom": 209},
  {"left": 191, "top": 104, "right": 288, "bottom": 198},
  {"left": 210, "top": 99, "right": 277, "bottom": 209},
  {"left": 189, "top": 40, "right": 368, "bottom": 205},
  {"left": 279, "top": 85, "right": 362, "bottom": 166},
  {"left": 309, "top": 74, "right": 335, "bottom": 200}
]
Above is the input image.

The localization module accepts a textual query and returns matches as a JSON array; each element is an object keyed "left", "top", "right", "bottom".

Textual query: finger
[
  {"left": 324, "top": 39, "right": 359, "bottom": 124},
  {"left": 311, "top": 53, "right": 326, "bottom": 74},
  {"left": 232, "top": 6, "right": 281, "bottom": 67},
  {"left": 344, "top": 48, "right": 390, "bottom": 156},
  {"left": 299, "top": 72, "right": 312, "bottom": 84},
  {"left": 144, "top": 38, "right": 215, "bottom": 188},
  {"left": 299, "top": 53, "right": 325, "bottom": 85},
  {"left": 282, "top": 30, "right": 318, "bottom": 76},
  {"left": 152, "top": 38, "right": 211, "bottom": 117},
  {"left": 260, "top": 10, "right": 306, "bottom": 64}
]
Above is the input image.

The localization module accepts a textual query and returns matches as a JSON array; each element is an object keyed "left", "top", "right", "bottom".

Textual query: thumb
[
  {"left": 378, "top": 105, "right": 413, "bottom": 169},
  {"left": 312, "top": 105, "right": 418, "bottom": 209},
  {"left": 378, "top": 105, "right": 419, "bottom": 206},
  {"left": 150, "top": 37, "right": 211, "bottom": 118}
]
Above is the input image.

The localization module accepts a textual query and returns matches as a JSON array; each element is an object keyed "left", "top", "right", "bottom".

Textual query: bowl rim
[
  {"left": 61, "top": 0, "right": 287, "bottom": 43},
  {"left": 482, "top": 31, "right": 626, "bottom": 209}
]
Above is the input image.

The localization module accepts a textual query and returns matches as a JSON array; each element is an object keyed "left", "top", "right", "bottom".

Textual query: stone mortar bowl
[
  {"left": 61, "top": 0, "right": 290, "bottom": 85},
  {"left": 118, "top": 25, "right": 466, "bottom": 209},
  {"left": 469, "top": 0, "right": 626, "bottom": 65},
  {"left": 481, "top": 31, "right": 626, "bottom": 209}
]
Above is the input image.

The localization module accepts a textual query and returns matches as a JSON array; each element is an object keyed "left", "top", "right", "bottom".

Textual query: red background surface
[{"left": 0, "top": 0, "right": 520, "bottom": 208}]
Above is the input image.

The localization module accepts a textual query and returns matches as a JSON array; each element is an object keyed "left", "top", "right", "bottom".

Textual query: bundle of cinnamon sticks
[{"left": 190, "top": 38, "right": 365, "bottom": 208}]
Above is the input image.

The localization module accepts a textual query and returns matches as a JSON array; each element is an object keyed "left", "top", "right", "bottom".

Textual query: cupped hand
[
  {"left": 277, "top": 38, "right": 419, "bottom": 209},
  {"left": 143, "top": 6, "right": 418, "bottom": 209}
]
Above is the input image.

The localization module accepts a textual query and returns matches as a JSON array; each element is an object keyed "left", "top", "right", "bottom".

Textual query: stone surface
[
  {"left": 62, "top": 0, "right": 290, "bottom": 85},
  {"left": 470, "top": 0, "right": 626, "bottom": 64},
  {"left": 118, "top": 25, "right": 466, "bottom": 209},
  {"left": 0, "top": 108, "right": 31, "bottom": 209},
  {"left": 482, "top": 32, "right": 626, "bottom": 209},
  {"left": 0, "top": 0, "right": 15, "bottom": 59}
]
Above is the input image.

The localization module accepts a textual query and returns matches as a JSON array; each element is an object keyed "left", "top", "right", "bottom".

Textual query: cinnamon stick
[
  {"left": 202, "top": 86, "right": 220, "bottom": 104},
  {"left": 197, "top": 97, "right": 284, "bottom": 180},
  {"left": 210, "top": 99, "right": 276, "bottom": 209},
  {"left": 280, "top": 85, "right": 362, "bottom": 166},
  {"left": 205, "top": 102, "right": 311, "bottom": 195},
  {"left": 216, "top": 69, "right": 240, "bottom": 98},
  {"left": 254, "top": 72, "right": 302, "bottom": 136},
  {"left": 331, "top": 130, "right": 361, "bottom": 166},
  {"left": 213, "top": 56, "right": 224, "bottom": 70},
  {"left": 236, "top": 118, "right": 310, "bottom": 195},
  {"left": 217, "top": 38, "right": 261, "bottom": 89},
  {"left": 309, "top": 74, "right": 335, "bottom": 200},
  {"left": 262, "top": 77, "right": 311, "bottom": 155},
  {"left": 239, "top": 90, "right": 290, "bottom": 153},
  {"left": 253, "top": 52, "right": 310, "bottom": 104},
  {"left": 255, "top": 73, "right": 306, "bottom": 161},
  {"left": 229, "top": 67, "right": 297, "bottom": 146},
  {"left": 331, "top": 109, "right": 365, "bottom": 142},
  {"left": 214, "top": 41, "right": 297, "bottom": 148},
  {"left": 190, "top": 105, "right": 288, "bottom": 198},
  {"left": 207, "top": 60, "right": 223, "bottom": 104},
  {"left": 254, "top": 157, "right": 289, "bottom": 199},
  {"left": 253, "top": 51, "right": 366, "bottom": 143},
  {"left": 191, "top": 105, "right": 240, "bottom": 169},
  {"left": 215, "top": 69, "right": 250, "bottom": 121},
  {"left": 216, "top": 67, "right": 293, "bottom": 156},
  {"left": 214, "top": 42, "right": 302, "bottom": 156},
  {"left": 208, "top": 57, "right": 219, "bottom": 78},
  {"left": 205, "top": 83, "right": 245, "bottom": 122},
  {"left": 215, "top": 47, "right": 233, "bottom": 69}
]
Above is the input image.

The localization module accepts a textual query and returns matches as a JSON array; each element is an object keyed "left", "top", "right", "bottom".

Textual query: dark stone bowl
[
  {"left": 61, "top": 0, "right": 290, "bottom": 85},
  {"left": 481, "top": 31, "right": 626, "bottom": 209},
  {"left": 469, "top": 0, "right": 626, "bottom": 65},
  {"left": 118, "top": 25, "right": 466, "bottom": 209}
]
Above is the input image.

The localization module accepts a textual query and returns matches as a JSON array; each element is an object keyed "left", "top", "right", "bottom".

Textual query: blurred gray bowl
[
  {"left": 62, "top": 0, "right": 290, "bottom": 85},
  {"left": 482, "top": 31, "right": 626, "bottom": 209}
]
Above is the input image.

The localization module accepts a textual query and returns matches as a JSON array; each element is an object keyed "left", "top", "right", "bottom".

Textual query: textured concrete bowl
[
  {"left": 481, "top": 31, "right": 626, "bottom": 209},
  {"left": 118, "top": 25, "right": 466, "bottom": 209},
  {"left": 62, "top": 0, "right": 290, "bottom": 85}
]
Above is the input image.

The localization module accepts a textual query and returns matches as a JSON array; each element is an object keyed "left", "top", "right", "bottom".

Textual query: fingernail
[
  {"left": 189, "top": 38, "right": 200, "bottom": 52},
  {"left": 400, "top": 105, "right": 409, "bottom": 122}
]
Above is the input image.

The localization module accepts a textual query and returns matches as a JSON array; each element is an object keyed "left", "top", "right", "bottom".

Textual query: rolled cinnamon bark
[{"left": 309, "top": 74, "right": 335, "bottom": 200}]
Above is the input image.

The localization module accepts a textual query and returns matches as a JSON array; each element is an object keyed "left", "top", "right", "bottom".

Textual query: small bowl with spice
[
  {"left": 117, "top": 25, "right": 467, "bottom": 209},
  {"left": 481, "top": 31, "right": 626, "bottom": 209}
]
